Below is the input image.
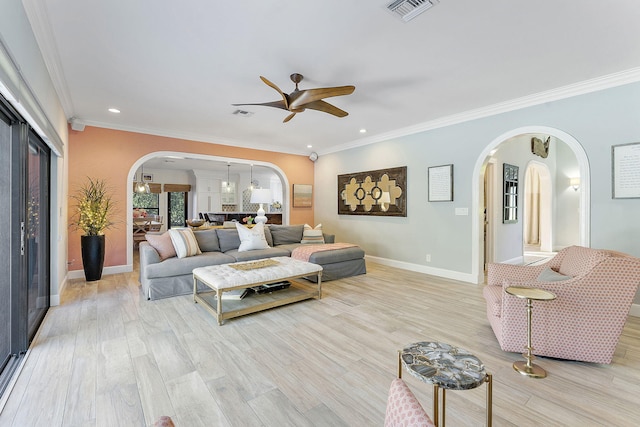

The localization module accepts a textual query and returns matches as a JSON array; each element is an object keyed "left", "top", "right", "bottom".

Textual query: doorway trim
[{"left": 471, "top": 126, "right": 590, "bottom": 284}]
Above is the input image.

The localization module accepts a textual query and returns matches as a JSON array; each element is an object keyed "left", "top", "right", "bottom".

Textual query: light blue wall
[{"left": 315, "top": 82, "right": 640, "bottom": 301}]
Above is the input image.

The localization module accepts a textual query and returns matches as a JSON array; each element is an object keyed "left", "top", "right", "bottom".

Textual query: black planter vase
[{"left": 81, "top": 235, "right": 105, "bottom": 281}]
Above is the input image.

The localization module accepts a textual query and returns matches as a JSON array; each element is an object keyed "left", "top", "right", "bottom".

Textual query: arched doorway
[
  {"left": 523, "top": 161, "right": 553, "bottom": 253},
  {"left": 471, "top": 126, "right": 590, "bottom": 284},
  {"left": 126, "top": 152, "right": 290, "bottom": 268}
]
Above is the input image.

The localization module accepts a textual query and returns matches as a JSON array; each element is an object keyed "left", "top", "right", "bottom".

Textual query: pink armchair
[{"left": 483, "top": 246, "right": 640, "bottom": 364}]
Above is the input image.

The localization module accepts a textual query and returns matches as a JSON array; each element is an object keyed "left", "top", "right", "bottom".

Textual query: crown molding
[
  {"left": 21, "top": 0, "right": 75, "bottom": 118},
  {"left": 323, "top": 67, "right": 640, "bottom": 155}
]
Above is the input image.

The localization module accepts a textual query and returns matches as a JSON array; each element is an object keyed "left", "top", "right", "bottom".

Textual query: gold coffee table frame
[{"left": 505, "top": 286, "right": 557, "bottom": 378}]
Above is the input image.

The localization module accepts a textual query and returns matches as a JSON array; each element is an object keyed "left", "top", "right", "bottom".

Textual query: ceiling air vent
[{"left": 387, "top": 0, "right": 440, "bottom": 22}]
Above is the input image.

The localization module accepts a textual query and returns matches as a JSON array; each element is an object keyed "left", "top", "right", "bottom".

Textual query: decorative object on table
[
  {"left": 232, "top": 73, "right": 355, "bottom": 123},
  {"left": 271, "top": 200, "right": 282, "bottom": 212},
  {"left": 400, "top": 341, "right": 492, "bottom": 427},
  {"left": 503, "top": 163, "right": 519, "bottom": 223},
  {"left": 612, "top": 142, "right": 640, "bottom": 199},
  {"left": 428, "top": 164, "right": 454, "bottom": 202},
  {"left": 293, "top": 184, "right": 313, "bottom": 208},
  {"left": 250, "top": 188, "right": 272, "bottom": 223},
  {"left": 337, "top": 166, "right": 406, "bottom": 216},
  {"left": 70, "top": 177, "right": 117, "bottom": 281},
  {"left": 505, "top": 286, "right": 557, "bottom": 378},
  {"left": 531, "top": 136, "right": 550, "bottom": 158},
  {"left": 186, "top": 219, "right": 205, "bottom": 228},
  {"left": 242, "top": 216, "right": 254, "bottom": 224}
]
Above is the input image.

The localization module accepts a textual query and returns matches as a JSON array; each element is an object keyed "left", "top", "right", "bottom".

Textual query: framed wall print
[
  {"left": 293, "top": 184, "right": 313, "bottom": 207},
  {"left": 428, "top": 164, "right": 453, "bottom": 202},
  {"left": 337, "top": 166, "right": 406, "bottom": 216},
  {"left": 612, "top": 142, "right": 640, "bottom": 199}
]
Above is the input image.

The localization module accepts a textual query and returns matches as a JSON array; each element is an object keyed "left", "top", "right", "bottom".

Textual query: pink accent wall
[{"left": 68, "top": 126, "right": 314, "bottom": 270}]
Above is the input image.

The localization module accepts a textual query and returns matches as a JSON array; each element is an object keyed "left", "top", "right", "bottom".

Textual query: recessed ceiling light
[
  {"left": 108, "top": 108, "right": 120, "bottom": 113},
  {"left": 360, "top": 128, "right": 367, "bottom": 133},
  {"left": 307, "top": 145, "right": 313, "bottom": 148}
]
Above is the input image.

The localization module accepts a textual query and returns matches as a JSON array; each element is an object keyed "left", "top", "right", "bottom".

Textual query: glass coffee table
[{"left": 400, "top": 341, "right": 492, "bottom": 426}]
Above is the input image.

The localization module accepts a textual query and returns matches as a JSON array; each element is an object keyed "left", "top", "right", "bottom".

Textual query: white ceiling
[{"left": 25, "top": 0, "right": 640, "bottom": 156}]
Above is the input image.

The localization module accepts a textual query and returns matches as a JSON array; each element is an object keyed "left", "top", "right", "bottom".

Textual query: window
[
  {"left": 168, "top": 192, "right": 188, "bottom": 228},
  {"left": 133, "top": 193, "right": 159, "bottom": 216}
]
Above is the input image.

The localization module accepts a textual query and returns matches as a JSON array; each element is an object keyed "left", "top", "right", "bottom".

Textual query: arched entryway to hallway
[
  {"left": 523, "top": 161, "right": 553, "bottom": 254},
  {"left": 471, "top": 126, "right": 590, "bottom": 284}
]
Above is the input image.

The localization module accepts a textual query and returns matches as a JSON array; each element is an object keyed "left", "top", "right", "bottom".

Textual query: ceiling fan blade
[
  {"left": 302, "top": 100, "right": 349, "bottom": 118},
  {"left": 231, "top": 100, "right": 288, "bottom": 111},
  {"left": 260, "top": 76, "right": 289, "bottom": 109},
  {"left": 283, "top": 112, "right": 297, "bottom": 123},
  {"left": 289, "top": 85, "right": 355, "bottom": 110}
]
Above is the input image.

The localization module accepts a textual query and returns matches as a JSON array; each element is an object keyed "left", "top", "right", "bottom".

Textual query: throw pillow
[
  {"left": 269, "top": 224, "right": 304, "bottom": 245},
  {"left": 301, "top": 223, "right": 325, "bottom": 244},
  {"left": 144, "top": 232, "right": 177, "bottom": 260},
  {"left": 168, "top": 228, "right": 202, "bottom": 258},
  {"left": 235, "top": 222, "right": 270, "bottom": 252},
  {"left": 536, "top": 266, "right": 570, "bottom": 282},
  {"left": 193, "top": 229, "right": 221, "bottom": 252}
]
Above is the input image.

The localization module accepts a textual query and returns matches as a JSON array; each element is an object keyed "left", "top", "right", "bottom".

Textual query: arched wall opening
[
  {"left": 126, "top": 151, "right": 290, "bottom": 267},
  {"left": 471, "top": 126, "right": 590, "bottom": 284}
]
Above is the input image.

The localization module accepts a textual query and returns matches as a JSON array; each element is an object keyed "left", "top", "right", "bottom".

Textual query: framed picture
[
  {"left": 428, "top": 164, "right": 453, "bottom": 202},
  {"left": 142, "top": 173, "right": 153, "bottom": 182},
  {"left": 293, "top": 184, "right": 313, "bottom": 207},
  {"left": 337, "top": 166, "right": 407, "bottom": 216},
  {"left": 612, "top": 142, "right": 640, "bottom": 199}
]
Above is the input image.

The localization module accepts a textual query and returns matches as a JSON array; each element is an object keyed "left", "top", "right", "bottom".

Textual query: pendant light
[
  {"left": 248, "top": 164, "right": 254, "bottom": 190},
  {"left": 136, "top": 164, "right": 150, "bottom": 194},
  {"left": 226, "top": 164, "right": 231, "bottom": 193}
]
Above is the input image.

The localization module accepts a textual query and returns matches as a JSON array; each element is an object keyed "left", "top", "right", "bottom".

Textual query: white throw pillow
[
  {"left": 301, "top": 223, "right": 324, "bottom": 244},
  {"left": 168, "top": 228, "right": 202, "bottom": 258},
  {"left": 236, "top": 222, "right": 270, "bottom": 252},
  {"left": 536, "top": 266, "right": 570, "bottom": 282}
]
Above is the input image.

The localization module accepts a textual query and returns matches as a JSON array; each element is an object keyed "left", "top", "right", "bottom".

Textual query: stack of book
[{"left": 221, "top": 281, "right": 291, "bottom": 300}]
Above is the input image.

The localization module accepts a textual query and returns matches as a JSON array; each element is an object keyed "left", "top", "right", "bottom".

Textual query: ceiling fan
[{"left": 233, "top": 73, "right": 355, "bottom": 123}]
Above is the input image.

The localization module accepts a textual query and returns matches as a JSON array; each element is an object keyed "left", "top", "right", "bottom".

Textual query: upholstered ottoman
[{"left": 291, "top": 243, "right": 366, "bottom": 282}]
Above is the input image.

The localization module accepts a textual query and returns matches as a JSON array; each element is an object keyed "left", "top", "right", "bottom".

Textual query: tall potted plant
[{"left": 70, "top": 177, "right": 116, "bottom": 281}]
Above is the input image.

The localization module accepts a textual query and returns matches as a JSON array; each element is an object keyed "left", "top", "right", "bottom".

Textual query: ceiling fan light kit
[{"left": 233, "top": 73, "right": 355, "bottom": 123}]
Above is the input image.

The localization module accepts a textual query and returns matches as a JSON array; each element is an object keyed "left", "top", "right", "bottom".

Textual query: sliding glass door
[{"left": 0, "top": 96, "right": 50, "bottom": 396}]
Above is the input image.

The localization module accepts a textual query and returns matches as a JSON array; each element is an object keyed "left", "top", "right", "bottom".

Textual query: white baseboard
[
  {"left": 365, "top": 255, "right": 479, "bottom": 284},
  {"left": 67, "top": 264, "right": 133, "bottom": 280}
]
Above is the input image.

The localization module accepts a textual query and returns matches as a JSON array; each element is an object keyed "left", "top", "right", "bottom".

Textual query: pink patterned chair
[
  {"left": 385, "top": 378, "right": 435, "bottom": 427},
  {"left": 483, "top": 246, "right": 640, "bottom": 364}
]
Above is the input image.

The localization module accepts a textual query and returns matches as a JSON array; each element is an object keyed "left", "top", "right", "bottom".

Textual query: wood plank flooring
[{"left": 1, "top": 260, "right": 639, "bottom": 426}]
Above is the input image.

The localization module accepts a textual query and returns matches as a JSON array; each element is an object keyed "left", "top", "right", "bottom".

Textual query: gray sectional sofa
[{"left": 139, "top": 224, "right": 366, "bottom": 300}]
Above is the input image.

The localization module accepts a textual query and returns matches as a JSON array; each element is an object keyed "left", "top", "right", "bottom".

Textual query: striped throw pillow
[
  {"left": 168, "top": 228, "right": 202, "bottom": 258},
  {"left": 300, "top": 224, "right": 324, "bottom": 244}
]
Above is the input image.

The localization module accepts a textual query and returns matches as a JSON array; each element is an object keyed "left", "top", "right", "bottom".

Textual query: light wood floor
[{"left": 1, "top": 260, "right": 639, "bottom": 426}]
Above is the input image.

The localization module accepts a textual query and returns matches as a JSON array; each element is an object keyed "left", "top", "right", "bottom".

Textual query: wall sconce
[{"left": 570, "top": 177, "right": 580, "bottom": 191}]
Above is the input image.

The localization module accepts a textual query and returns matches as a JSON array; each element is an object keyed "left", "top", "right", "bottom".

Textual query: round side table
[
  {"left": 400, "top": 341, "right": 492, "bottom": 427},
  {"left": 505, "top": 286, "right": 557, "bottom": 378}
]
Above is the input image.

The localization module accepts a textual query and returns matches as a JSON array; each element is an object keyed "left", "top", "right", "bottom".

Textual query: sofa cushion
[
  {"left": 558, "top": 246, "right": 609, "bottom": 277},
  {"left": 269, "top": 224, "right": 304, "bottom": 246},
  {"left": 226, "top": 247, "right": 290, "bottom": 262},
  {"left": 193, "top": 229, "right": 221, "bottom": 252},
  {"left": 146, "top": 251, "right": 235, "bottom": 279},
  {"left": 216, "top": 228, "right": 241, "bottom": 252},
  {"left": 301, "top": 224, "right": 325, "bottom": 244},
  {"left": 537, "top": 266, "right": 570, "bottom": 282},
  {"left": 236, "top": 222, "right": 270, "bottom": 251},
  {"left": 169, "top": 228, "right": 201, "bottom": 258},
  {"left": 145, "top": 232, "right": 176, "bottom": 260},
  {"left": 263, "top": 225, "right": 273, "bottom": 247}
]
